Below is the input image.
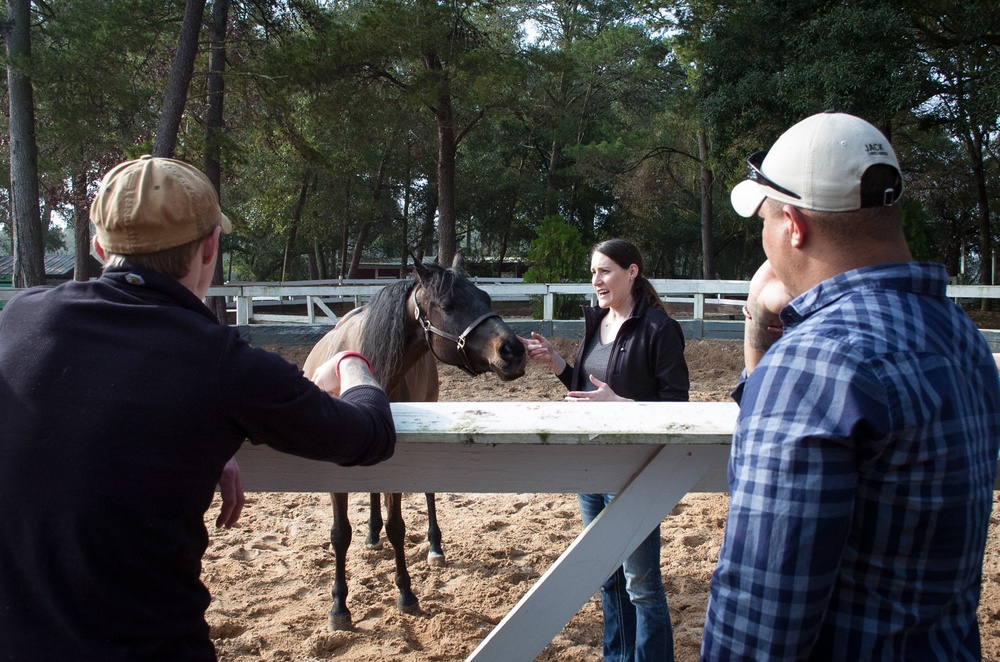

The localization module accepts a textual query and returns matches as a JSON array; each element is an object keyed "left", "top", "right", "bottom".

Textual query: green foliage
[
  {"left": 523, "top": 215, "right": 590, "bottom": 318},
  {"left": 523, "top": 215, "right": 589, "bottom": 282},
  {"left": 1, "top": 0, "right": 998, "bottom": 288},
  {"left": 680, "top": 0, "right": 922, "bottom": 170}
]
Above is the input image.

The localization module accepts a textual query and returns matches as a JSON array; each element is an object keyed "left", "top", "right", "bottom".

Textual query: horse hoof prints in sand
[{"left": 303, "top": 255, "right": 527, "bottom": 631}]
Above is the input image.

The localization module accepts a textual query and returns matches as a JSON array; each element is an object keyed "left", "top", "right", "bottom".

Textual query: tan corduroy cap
[{"left": 91, "top": 155, "right": 232, "bottom": 254}]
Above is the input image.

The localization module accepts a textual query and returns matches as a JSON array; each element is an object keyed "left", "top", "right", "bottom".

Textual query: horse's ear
[
  {"left": 411, "top": 258, "right": 431, "bottom": 283},
  {"left": 451, "top": 251, "right": 468, "bottom": 277}
]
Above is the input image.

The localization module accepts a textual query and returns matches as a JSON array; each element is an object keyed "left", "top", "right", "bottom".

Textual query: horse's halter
[{"left": 413, "top": 302, "right": 500, "bottom": 377}]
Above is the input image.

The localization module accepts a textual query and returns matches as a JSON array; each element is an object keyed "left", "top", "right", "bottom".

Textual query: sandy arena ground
[{"left": 202, "top": 337, "right": 1000, "bottom": 661}]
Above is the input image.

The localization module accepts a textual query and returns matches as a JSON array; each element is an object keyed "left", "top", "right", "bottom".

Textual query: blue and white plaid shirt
[{"left": 702, "top": 262, "right": 1000, "bottom": 661}]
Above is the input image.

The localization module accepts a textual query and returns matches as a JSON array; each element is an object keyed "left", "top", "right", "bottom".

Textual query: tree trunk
[
  {"left": 4, "top": 0, "right": 44, "bottom": 287},
  {"left": 205, "top": 0, "right": 229, "bottom": 322},
  {"left": 152, "top": 0, "right": 207, "bottom": 158},
  {"left": 566, "top": 80, "right": 595, "bottom": 232},
  {"left": 203, "top": 0, "right": 227, "bottom": 188},
  {"left": 400, "top": 151, "right": 413, "bottom": 278},
  {"left": 204, "top": 0, "right": 229, "bottom": 320},
  {"left": 281, "top": 174, "right": 310, "bottom": 282},
  {"left": 545, "top": 139, "right": 562, "bottom": 218},
  {"left": 417, "top": 179, "right": 438, "bottom": 265},
  {"left": 72, "top": 170, "right": 93, "bottom": 281},
  {"left": 348, "top": 221, "right": 370, "bottom": 279},
  {"left": 339, "top": 227, "right": 349, "bottom": 280},
  {"left": 347, "top": 157, "right": 385, "bottom": 279},
  {"left": 399, "top": 136, "right": 422, "bottom": 276},
  {"left": 339, "top": 180, "right": 351, "bottom": 280},
  {"left": 566, "top": 181, "right": 578, "bottom": 231},
  {"left": 963, "top": 126, "right": 993, "bottom": 310},
  {"left": 498, "top": 232, "right": 509, "bottom": 277},
  {"left": 310, "top": 238, "right": 326, "bottom": 280},
  {"left": 698, "top": 128, "right": 715, "bottom": 280},
  {"left": 435, "top": 90, "right": 457, "bottom": 266}
]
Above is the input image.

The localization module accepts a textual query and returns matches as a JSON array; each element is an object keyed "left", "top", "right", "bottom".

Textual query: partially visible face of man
[{"left": 758, "top": 200, "right": 791, "bottom": 290}]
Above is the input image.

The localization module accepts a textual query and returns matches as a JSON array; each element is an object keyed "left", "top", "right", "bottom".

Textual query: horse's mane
[{"left": 357, "top": 263, "right": 456, "bottom": 388}]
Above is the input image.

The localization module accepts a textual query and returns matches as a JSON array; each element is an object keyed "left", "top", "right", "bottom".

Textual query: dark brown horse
[{"left": 303, "top": 256, "right": 526, "bottom": 630}]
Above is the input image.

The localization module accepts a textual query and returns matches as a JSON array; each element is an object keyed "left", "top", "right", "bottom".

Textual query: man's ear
[
  {"left": 785, "top": 205, "right": 808, "bottom": 249},
  {"left": 200, "top": 226, "right": 222, "bottom": 265}
]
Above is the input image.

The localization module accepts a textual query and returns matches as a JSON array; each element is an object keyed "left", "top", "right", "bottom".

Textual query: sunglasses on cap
[{"left": 746, "top": 151, "right": 801, "bottom": 200}]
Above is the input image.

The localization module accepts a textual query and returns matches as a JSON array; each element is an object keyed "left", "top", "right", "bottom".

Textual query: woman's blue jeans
[{"left": 578, "top": 492, "right": 674, "bottom": 662}]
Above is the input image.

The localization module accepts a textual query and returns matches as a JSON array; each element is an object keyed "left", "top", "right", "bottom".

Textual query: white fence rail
[
  {"left": 238, "top": 400, "right": 1000, "bottom": 662},
  {"left": 216, "top": 279, "right": 1000, "bottom": 326},
  {"left": 204, "top": 278, "right": 754, "bottom": 325},
  {"left": 237, "top": 400, "right": 734, "bottom": 662},
  {"left": 4, "top": 279, "right": 1000, "bottom": 327},
  {"left": 219, "top": 279, "right": 1000, "bottom": 324}
]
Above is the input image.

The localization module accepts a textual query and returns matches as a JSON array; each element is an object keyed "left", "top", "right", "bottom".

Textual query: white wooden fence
[
  {"left": 237, "top": 401, "right": 735, "bottom": 662},
  {"left": 5, "top": 279, "right": 1000, "bottom": 326},
  {"left": 237, "top": 399, "right": 1000, "bottom": 662},
  {"left": 6, "top": 278, "right": 1000, "bottom": 345},
  {"left": 192, "top": 278, "right": 750, "bottom": 325},
  {"left": 210, "top": 279, "right": 1000, "bottom": 326}
]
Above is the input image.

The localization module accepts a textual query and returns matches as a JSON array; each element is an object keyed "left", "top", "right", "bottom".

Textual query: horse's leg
[
  {"left": 365, "top": 492, "right": 383, "bottom": 549},
  {"left": 328, "top": 492, "right": 353, "bottom": 631},
  {"left": 425, "top": 493, "right": 446, "bottom": 567},
  {"left": 383, "top": 493, "right": 420, "bottom": 614}
]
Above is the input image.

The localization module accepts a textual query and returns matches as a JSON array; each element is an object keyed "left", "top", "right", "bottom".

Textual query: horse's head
[{"left": 410, "top": 256, "right": 526, "bottom": 381}]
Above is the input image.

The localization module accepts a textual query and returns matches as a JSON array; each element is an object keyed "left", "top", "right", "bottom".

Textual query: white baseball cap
[{"left": 730, "top": 112, "right": 904, "bottom": 217}]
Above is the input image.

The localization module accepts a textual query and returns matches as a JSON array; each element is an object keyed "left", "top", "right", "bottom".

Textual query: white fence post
[
  {"left": 693, "top": 293, "right": 705, "bottom": 320},
  {"left": 235, "top": 293, "right": 250, "bottom": 326}
]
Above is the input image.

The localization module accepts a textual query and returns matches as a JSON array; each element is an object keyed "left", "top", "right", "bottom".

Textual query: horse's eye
[{"left": 438, "top": 294, "right": 456, "bottom": 312}]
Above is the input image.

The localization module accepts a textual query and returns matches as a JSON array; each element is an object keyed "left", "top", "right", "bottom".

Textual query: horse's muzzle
[{"left": 492, "top": 336, "right": 527, "bottom": 380}]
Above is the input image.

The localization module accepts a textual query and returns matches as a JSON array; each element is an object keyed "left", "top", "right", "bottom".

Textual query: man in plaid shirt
[{"left": 701, "top": 112, "right": 1000, "bottom": 660}]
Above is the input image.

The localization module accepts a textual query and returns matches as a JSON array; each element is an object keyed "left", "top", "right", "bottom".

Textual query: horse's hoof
[
  {"left": 327, "top": 613, "right": 353, "bottom": 631},
  {"left": 365, "top": 538, "right": 383, "bottom": 550},
  {"left": 398, "top": 598, "right": 422, "bottom": 616},
  {"left": 427, "top": 551, "right": 447, "bottom": 567}
]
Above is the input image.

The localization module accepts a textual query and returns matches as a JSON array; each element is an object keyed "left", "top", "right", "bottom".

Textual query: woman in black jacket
[{"left": 519, "top": 238, "right": 689, "bottom": 662}]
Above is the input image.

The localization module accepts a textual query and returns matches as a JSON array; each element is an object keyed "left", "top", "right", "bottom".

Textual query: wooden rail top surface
[
  {"left": 233, "top": 400, "right": 1000, "bottom": 494},
  {"left": 235, "top": 402, "right": 738, "bottom": 494},
  {"left": 387, "top": 401, "right": 738, "bottom": 445}
]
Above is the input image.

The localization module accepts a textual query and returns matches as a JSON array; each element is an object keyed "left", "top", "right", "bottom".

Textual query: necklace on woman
[{"left": 602, "top": 304, "right": 634, "bottom": 330}]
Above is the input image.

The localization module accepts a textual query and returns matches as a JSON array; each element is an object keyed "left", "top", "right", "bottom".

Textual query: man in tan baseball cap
[
  {"left": 0, "top": 156, "right": 394, "bottom": 659},
  {"left": 92, "top": 155, "right": 232, "bottom": 253},
  {"left": 90, "top": 155, "right": 232, "bottom": 296}
]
